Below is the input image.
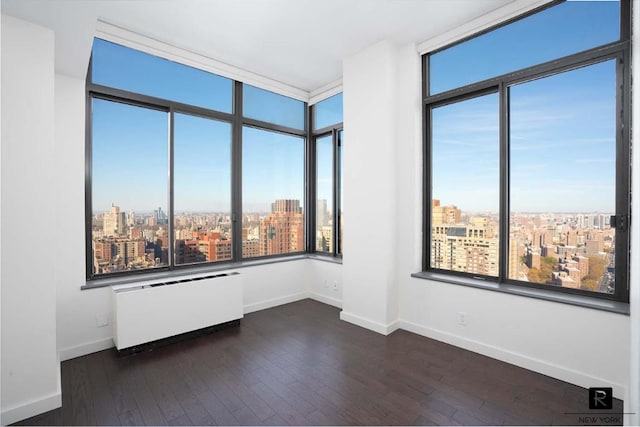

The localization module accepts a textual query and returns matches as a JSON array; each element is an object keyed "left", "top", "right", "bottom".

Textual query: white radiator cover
[{"left": 112, "top": 272, "right": 243, "bottom": 350}]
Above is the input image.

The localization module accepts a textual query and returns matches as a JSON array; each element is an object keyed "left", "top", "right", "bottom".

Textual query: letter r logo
[{"left": 589, "top": 387, "right": 613, "bottom": 409}]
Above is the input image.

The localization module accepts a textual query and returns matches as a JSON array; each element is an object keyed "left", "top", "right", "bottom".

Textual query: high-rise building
[
  {"left": 432, "top": 200, "right": 461, "bottom": 225},
  {"left": 154, "top": 206, "right": 167, "bottom": 224},
  {"left": 431, "top": 219, "right": 499, "bottom": 276},
  {"left": 103, "top": 204, "right": 126, "bottom": 236},
  {"left": 242, "top": 240, "right": 260, "bottom": 257},
  {"left": 175, "top": 230, "right": 231, "bottom": 264},
  {"left": 316, "top": 225, "right": 333, "bottom": 252},
  {"left": 92, "top": 237, "right": 147, "bottom": 273},
  {"left": 508, "top": 238, "right": 520, "bottom": 280},
  {"left": 317, "top": 199, "right": 328, "bottom": 227},
  {"left": 260, "top": 199, "right": 304, "bottom": 256}
]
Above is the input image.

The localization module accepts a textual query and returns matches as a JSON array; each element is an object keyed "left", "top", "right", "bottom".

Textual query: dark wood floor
[{"left": 17, "top": 299, "right": 622, "bottom": 426}]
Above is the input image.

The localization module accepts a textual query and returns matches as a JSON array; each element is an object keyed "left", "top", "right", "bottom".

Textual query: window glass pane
[
  {"left": 242, "top": 127, "right": 305, "bottom": 257},
  {"left": 316, "top": 135, "right": 333, "bottom": 253},
  {"left": 431, "top": 93, "right": 499, "bottom": 277},
  {"left": 91, "top": 38, "right": 232, "bottom": 113},
  {"left": 243, "top": 85, "right": 305, "bottom": 130},
  {"left": 174, "top": 113, "right": 232, "bottom": 265},
  {"left": 429, "top": 0, "right": 620, "bottom": 95},
  {"left": 508, "top": 60, "right": 616, "bottom": 294},
  {"left": 91, "top": 99, "right": 168, "bottom": 275},
  {"left": 314, "top": 93, "right": 343, "bottom": 130}
]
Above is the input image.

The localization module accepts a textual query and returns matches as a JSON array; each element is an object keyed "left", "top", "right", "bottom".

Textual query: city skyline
[
  {"left": 91, "top": 198, "right": 309, "bottom": 275},
  {"left": 430, "top": 199, "right": 615, "bottom": 294}
]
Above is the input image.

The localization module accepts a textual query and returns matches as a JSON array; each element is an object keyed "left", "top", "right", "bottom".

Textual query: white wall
[
  {"left": 400, "top": 279, "right": 629, "bottom": 398},
  {"left": 307, "top": 259, "right": 343, "bottom": 308},
  {"left": 338, "top": 30, "right": 631, "bottom": 405},
  {"left": 341, "top": 40, "right": 400, "bottom": 334},
  {"left": 54, "top": 73, "right": 115, "bottom": 361},
  {"left": 240, "top": 261, "right": 312, "bottom": 314},
  {"left": 386, "top": 38, "right": 632, "bottom": 402},
  {"left": 1, "top": 15, "right": 61, "bottom": 425}
]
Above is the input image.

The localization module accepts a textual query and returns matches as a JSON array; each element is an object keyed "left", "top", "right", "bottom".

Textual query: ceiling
[{"left": 1, "top": 0, "right": 518, "bottom": 94}]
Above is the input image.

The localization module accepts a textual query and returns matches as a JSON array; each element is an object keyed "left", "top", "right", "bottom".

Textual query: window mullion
[
  {"left": 168, "top": 108, "right": 175, "bottom": 270},
  {"left": 498, "top": 82, "right": 509, "bottom": 283},
  {"left": 232, "top": 81, "right": 243, "bottom": 261},
  {"left": 332, "top": 128, "right": 338, "bottom": 256},
  {"left": 306, "top": 108, "right": 315, "bottom": 254},
  {"left": 614, "top": 48, "right": 631, "bottom": 303}
]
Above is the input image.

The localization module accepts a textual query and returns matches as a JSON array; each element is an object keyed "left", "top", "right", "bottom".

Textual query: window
[
  {"left": 91, "top": 39, "right": 232, "bottom": 113},
  {"left": 242, "top": 127, "right": 305, "bottom": 258},
  {"left": 90, "top": 98, "right": 169, "bottom": 275},
  {"left": 311, "top": 93, "right": 343, "bottom": 257},
  {"left": 86, "top": 38, "right": 307, "bottom": 280},
  {"left": 174, "top": 113, "right": 232, "bottom": 266},
  {"left": 313, "top": 93, "right": 343, "bottom": 131},
  {"left": 428, "top": 0, "right": 620, "bottom": 95},
  {"left": 243, "top": 84, "right": 305, "bottom": 130},
  {"left": 430, "top": 93, "right": 499, "bottom": 277},
  {"left": 315, "top": 135, "right": 333, "bottom": 253},
  {"left": 423, "top": 0, "right": 630, "bottom": 303}
]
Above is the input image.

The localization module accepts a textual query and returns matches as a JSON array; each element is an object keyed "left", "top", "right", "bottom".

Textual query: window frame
[
  {"left": 421, "top": 0, "right": 631, "bottom": 304},
  {"left": 308, "top": 100, "right": 343, "bottom": 258},
  {"left": 85, "top": 44, "right": 309, "bottom": 281}
]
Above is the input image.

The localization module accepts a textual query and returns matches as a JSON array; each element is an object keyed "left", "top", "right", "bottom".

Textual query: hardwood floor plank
[
  {"left": 11, "top": 299, "right": 623, "bottom": 426},
  {"left": 117, "top": 408, "right": 145, "bottom": 426}
]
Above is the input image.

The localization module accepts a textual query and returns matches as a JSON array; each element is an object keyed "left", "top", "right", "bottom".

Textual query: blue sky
[
  {"left": 92, "top": 99, "right": 168, "bottom": 213},
  {"left": 242, "top": 127, "right": 304, "bottom": 212},
  {"left": 92, "top": 99, "right": 307, "bottom": 213},
  {"left": 431, "top": 0, "right": 619, "bottom": 214},
  {"left": 429, "top": 0, "right": 619, "bottom": 95},
  {"left": 92, "top": 40, "right": 311, "bottom": 214},
  {"left": 92, "top": 1, "right": 617, "bottom": 215},
  {"left": 92, "top": 39, "right": 232, "bottom": 113},
  {"left": 316, "top": 134, "right": 334, "bottom": 213},
  {"left": 174, "top": 113, "right": 232, "bottom": 213}
]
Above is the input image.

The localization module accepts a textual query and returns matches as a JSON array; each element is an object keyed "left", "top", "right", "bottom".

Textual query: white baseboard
[
  {"left": 308, "top": 291, "right": 342, "bottom": 308},
  {"left": 58, "top": 337, "right": 114, "bottom": 362},
  {"left": 1, "top": 375, "right": 61, "bottom": 426},
  {"left": 243, "top": 291, "right": 309, "bottom": 314},
  {"left": 340, "top": 311, "right": 400, "bottom": 335},
  {"left": 399, "top": 319, "right": 628, "bottom": 400}
]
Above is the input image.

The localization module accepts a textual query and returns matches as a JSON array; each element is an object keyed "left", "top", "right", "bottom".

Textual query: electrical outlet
[
  {"left": 96, "top": 314, "right": 109, "bottom": 328},
  {"left": 457, "top": 312, "right": 467, "bottom": 326},
  {"left": 332, "top": 281, "right": 339, "bottom": 291}
]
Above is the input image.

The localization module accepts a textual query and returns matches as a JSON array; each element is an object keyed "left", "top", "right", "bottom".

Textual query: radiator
[{"left": 112, "top": 272, "right": 243, "bottom": 350}]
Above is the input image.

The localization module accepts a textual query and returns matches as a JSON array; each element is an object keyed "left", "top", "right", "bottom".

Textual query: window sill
[
  {"left": 411, "top": 271, "right": 630, "bottom": 315},
  {"left": 83, "top": 253, "right": 343, "bottom": 290},
  {"left": 83, "top": 254, "right": 308, "bottom": 290},
  {"left": 307, "top": 253, "right": 343, "bottom": 264}
]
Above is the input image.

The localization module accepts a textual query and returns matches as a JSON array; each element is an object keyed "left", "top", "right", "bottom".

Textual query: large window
[
  {"left": 242, "top": 127, "right": 305, "bottom": 258},
  {"left": 173, "top": 113, "right": 232, "bottom": 266},
  {"left": 423, "top": 0, "right": 630, "bottom": 303},
  {"left": 86, "top": 39, "right": 308, "bottom": 279},
  {"left": 430, "top": 93, "right": 499, "bottom": 277},
  {"left": 90, "top": 99, "right": 169, "bottom": 275},
  {"left": 311, "top": 93, "right": 343, "bottom": 257},
  {"left": 92, "top": 38, "right": 233, "bottom": 112}
]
